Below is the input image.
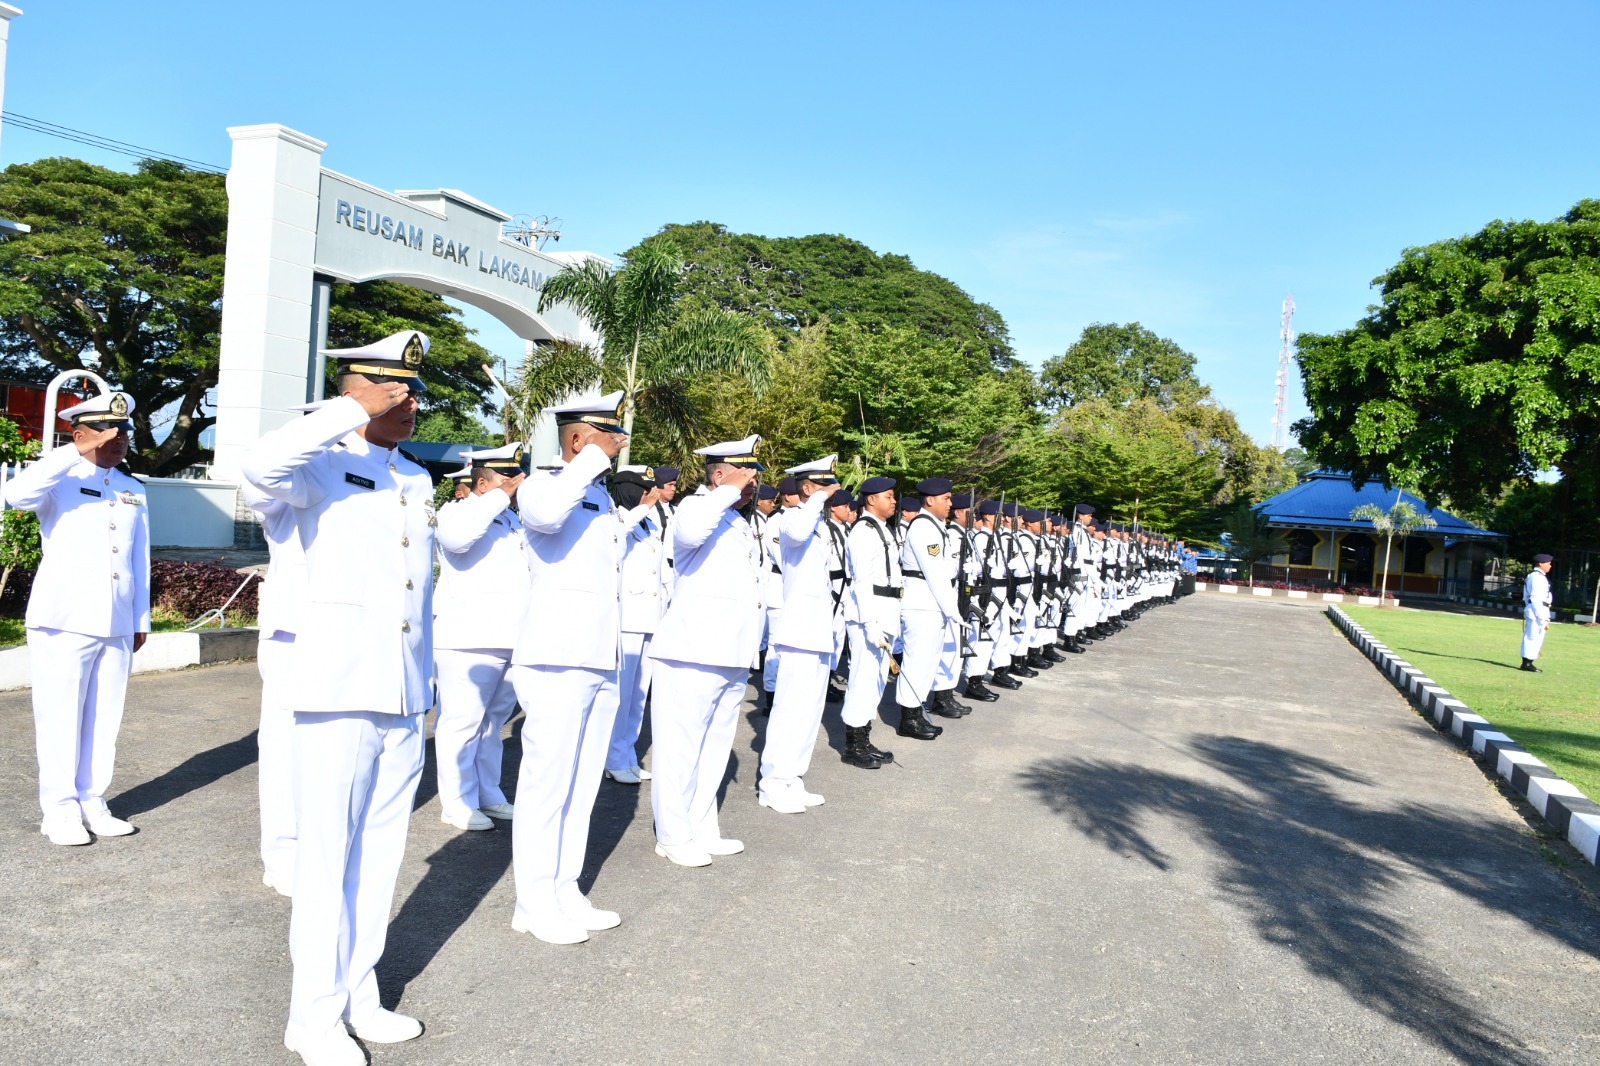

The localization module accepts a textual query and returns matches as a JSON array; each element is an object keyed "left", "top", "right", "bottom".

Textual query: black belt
[
  {"left": 829, "top": 569, "right": 846, "bottom": 581},
  {"left": 872, "top": 584, "right": 903, "bottom": 598},
  {"left": 770, "top": 564, "right": 782, "bottom": 575},
  {"left": 902, "top": 569, "right": 925, "bottom": 579}
]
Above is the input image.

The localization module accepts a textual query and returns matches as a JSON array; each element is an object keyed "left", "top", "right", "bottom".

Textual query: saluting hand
[
  {"left": 721, "top": 467, "right": 759, "bottom": 493},
  {"left": 591, "top": 430, "right": 628, "bottom": 459},
  {"left": 348, "top": 379, "right": 410, "bottom": 418},
  {"left": 74, "top": 426, "right": 123, "bottom": 457},
  {"left": 498, "top": 472, "right": 525, "bottom": 500},
  {"left": 640, "top": 486, "right": 663, "bottom": 508}
]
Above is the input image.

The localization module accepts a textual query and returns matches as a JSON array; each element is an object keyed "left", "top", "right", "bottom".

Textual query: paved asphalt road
[{"left": 2, "top": 595, "right": 1598, "bottom": 1065}]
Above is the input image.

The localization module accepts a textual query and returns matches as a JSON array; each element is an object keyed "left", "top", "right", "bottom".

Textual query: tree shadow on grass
[{"left": 1020, "top": 736, "right": 1600, "bottom": 1066}]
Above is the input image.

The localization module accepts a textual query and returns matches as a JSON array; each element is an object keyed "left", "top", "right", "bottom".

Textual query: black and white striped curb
[{"left": 1327, "top": 605, "right": 1600, "bottom": 868}]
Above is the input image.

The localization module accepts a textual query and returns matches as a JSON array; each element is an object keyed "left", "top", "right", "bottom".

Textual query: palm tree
[
  {"left": 1350, "top": 495, "right": 1437, "bottom": 600},
  {"left": 1220, "top": 502, "right": 1289, "bottom": 586},
  {"left": 536, "top": 236, "right": 771, "bottom": 466},
  {"left": 494, "top": 339, "right": 603, "bottom": 442}
]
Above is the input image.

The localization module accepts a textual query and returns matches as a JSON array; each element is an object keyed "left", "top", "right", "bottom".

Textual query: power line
[{"left": 1, "top": 111, "right": 226, "bottom": 173}]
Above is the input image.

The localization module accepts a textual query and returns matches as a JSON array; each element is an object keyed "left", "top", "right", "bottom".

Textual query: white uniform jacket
[
  {"left": 901, "top": 513, "right": 959, "bottom": 622},
  {"left": 434, "top": 488, "right": 531, "bottom": 651},
  {"left": 1524, "top": 570, "right": 1553, "bottom": 620},
  {"left": 242, "top": 481, "right": 306, "bottom": 639},
  {"left": 240, "top": 397, "right": 436, "bottom": 716},
  {"left": 618, "top": 504, "right": 668, "bottom": 635},
  {"left": 513, "top": 445, "right": 624, "bottom": 671},
  {"left": 649, "top": 484, "right": 765, "bottom": 669},
  {"left": 845, "top": 513, "right": 903, "bottom": 643},
  {"left": 768, "top": 489, "right": 834, "bottom": 653},
  {"left": 4, "top": 443, "right": 151, "bottom": 639},
  {"left": 752, "top": 509, "right": 785, "bottom": 610}
]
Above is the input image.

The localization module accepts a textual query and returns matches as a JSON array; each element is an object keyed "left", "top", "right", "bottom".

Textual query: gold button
[
  {"left": 406, "top": 579, "right": 414, "bottom": 589},
  {"left": 104, "top": 478, "right": 110, "bottom": 485},
  {"left": 390, "top": 463, "right": 397, "bottom": 472},
  {"left": 402, "top": 537, "right": 410, "bottom": 547},
  {"left": 109, "top": 523, "right": 116, "bottom": 530},
  {"left": 402, "top": 621, "right": 411, "bottom": 632},
  {"left": 400, "top": 496, "right": 408, "bottom": 506},
  {"left": 112, "top": 547, "right": 118, "bottom": 553},
  {"left": 112, "top": 573, "right": 119, "bottom": 579}
]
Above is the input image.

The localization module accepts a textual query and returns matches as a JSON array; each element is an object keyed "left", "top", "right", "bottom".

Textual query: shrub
[{"left": 151, "top": 560, "right": 260, "bottom": 619}]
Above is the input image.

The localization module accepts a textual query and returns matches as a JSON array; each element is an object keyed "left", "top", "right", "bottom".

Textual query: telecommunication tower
[{"left": 1271, "top": 293, "right": 1295, "bottom": 451}]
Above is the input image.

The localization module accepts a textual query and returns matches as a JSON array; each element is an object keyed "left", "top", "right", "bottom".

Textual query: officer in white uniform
[
  {"left": 433, "top": 442, "right": 529, "bottom": 831},
  {"left": 5, "top": 391, "right": 149, "bottom": 846},
  {"left": 840, "top": 476, "right": 908, "bottom": 766},
  {"left": 647, "top": 436, "right": 765, "bottom": 866},
  {"left": 604, "top": 465, "right": 668, "bottom": 785},
  {"left": 749, "top": 484, "right": 780, "bottom": 710},
  {"left": 243, "top": 399, "right": 327, "bottom": 892},
  {"left": 949, "top": 494, "right": 999, "bottom": 703},
  {"left": 446, "top": 464, "right": 473, "bottom": 501},
  {"left": 1521, "top": 554, "right": 1555, "bottom": 672},
  {"left": 757, "top": 477, "right": 794, "bottom": 714},
  {"left": 242, "top": 330, "right": 437, "bottom": 1066},
  {"left": 510, "top": 391, "right": 630, "bottom": 945},
  {"left": 897, "top": 477, "right": 966, "bottom": 730},
  {"left": 758, "top": 455, "right": 841, "bottom": 813},
  {"left": 823, "top": 488, "right": 855, "bottom": 699}
]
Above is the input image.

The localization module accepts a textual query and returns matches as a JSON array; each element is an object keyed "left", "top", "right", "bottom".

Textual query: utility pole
[{"left": 1271, "top": 294, "right": 1295, "bottom": 451}]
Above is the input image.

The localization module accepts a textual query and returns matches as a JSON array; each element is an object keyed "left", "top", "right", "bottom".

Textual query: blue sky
[{"left": 5, "top": 1, "right": 1599, "bottom": 442}]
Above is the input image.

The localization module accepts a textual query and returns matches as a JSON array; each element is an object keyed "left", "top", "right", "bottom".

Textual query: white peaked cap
[
  {"left": 783, "top": 453, "right": 839, "bottom": 479},
  {"left": 695, "top": 434, "right": 765, "bottom": 469}
]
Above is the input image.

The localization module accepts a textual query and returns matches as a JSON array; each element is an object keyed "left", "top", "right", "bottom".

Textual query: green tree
[
  {"left": 1040, "top": 322, "right": 1208, "bottom": 411},
  {"left": 537, "top": 235, "right": 772, "bottom": 466},
  {"left": 1296, "top": 200, "right": 1600, "bottom": 517},
  {"left": 1220, "top": 503, "right": 1289, "bottom": 586},
  {"left": 1350, "top": 497, "right": 1437, "bottom": 599},
  {"left": 0, "top": 157, "right": 226, "bottom": 475}
]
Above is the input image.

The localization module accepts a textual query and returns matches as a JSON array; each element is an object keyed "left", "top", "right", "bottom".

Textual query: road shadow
[
  {"left": 380, "top": 719, "right": 523, "bottom": 1009},
  {"left": 1019, "top": 735, "right": 1600, "bottom": 1066},
  {"left": 110, "top": 730, "right": 259, "bottom": 819}
]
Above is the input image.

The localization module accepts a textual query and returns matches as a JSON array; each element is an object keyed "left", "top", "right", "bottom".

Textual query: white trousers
[
  {"left": 896, "top": 610, "right": 956, "bottom": 708},
  {"left": 842, "top": 624, "right": 893, "bottom": 727},
  {"left": 510, "top": 664, "right": 619, "bottom": 922},
  {"left": 606, "top": 632, "right": 654, "bottom": 772},
  {"left": 648, "top": 659, "right": 744, "bottom": 846},
  {"left": 762, "top": 608, "right": 783, "bottom": 692},
  {"left": 433, "top": 647, "right": 518, "bottom": 817},
  {"left": 258, "top": 632, "right": 297, "bottom": 885},
  {"left": 759, "top": 646, "right": 830, "bottom": 796},
  {"left": 1522, "top": 611, "right": 1550, "bottom": 660},
  {"left": 288, "top": 710, "right": 423, "bottom": 1035},
  {"left": 29, "top": 627, "right": 133, "bottom": 821}
]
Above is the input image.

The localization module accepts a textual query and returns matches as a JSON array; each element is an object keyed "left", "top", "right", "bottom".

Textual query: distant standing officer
[
  {"left": 758, "top": 455, "right": 841, "bottom": 813},
  {"left": 840, "top": 476, "right": 907, "bottom": 765},
  {"left": 1521, "top": 554, "right": 1555, "bottom": 672},
  {"left": 647, "top": 436, "right": 766, "bottom": 866},
  {"left": 604, "top": 466, "right": 669, "bottom": 785},
  {"left": 897, "top": 477, "right": 965, "bottom": 729},
  {"left": 510, "top": 391, "right": 629, "bottom": 945},
  {"left": 242, "top": 330, "right": 437, "bottom": 1065},
  {"left": 433, "top": 442, "right": 529, "bottom": 832},
  {"left": 5, "top": 391, "right": 149, "bottom": 847}
]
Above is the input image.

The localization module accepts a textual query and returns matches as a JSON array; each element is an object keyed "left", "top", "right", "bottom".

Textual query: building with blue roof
[{"left": 1253, "top": 471, "right": 1504, "bottom": 595}]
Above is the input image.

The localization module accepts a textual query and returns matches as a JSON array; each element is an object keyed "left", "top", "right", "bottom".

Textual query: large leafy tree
[
  {"left": 0, "top": 157, "right": 226, "bottom": 475},
  {"left": 537, "top": 235, "right": 772, "bottom": 465},
  {"left": 1039, "top": 322, "right": 1208, "bottom": 411},
  {"left": 646, "top": 222, "right": 1018, "bottom": 369},
  {"left": 1295, "top": 200, "right": 1600, "bottom": 522}
]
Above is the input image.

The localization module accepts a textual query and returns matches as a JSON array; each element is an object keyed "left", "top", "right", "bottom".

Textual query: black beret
[
  {"left": 901, "top": 498, "right": 923, "bottom": 513},
  {"left": 654, "top": 467, "right": 679, "bottom": 483},
  {"left": 1074, "top": 503, "right": 1095, "bottom": 516},
  {"left": 977, "top": 499, "right": 1001, "bottom": 516},
  {"left": 1533, "top": 553, "right": 1554, "bottom": 564},
  {"left": 1023, "top": 508, "right": 1045, "bottom": 522},
  {"left": 757, "top": 485, "right": 778, "bottom": 500},
  {"left": 826, "top": 489, "right": 854, "bottom": 508},
  {"left": 951, "top": 492, "right": 973, "bottom": 509},
  {"left": 858, "top": 476, "right": 896, "bottom": 497},
  {"left": 915, "top": 477, "right": 953, "bottom": 496},
  {"left": 777, "top": 476, "right": 798, "bottom": 495}
]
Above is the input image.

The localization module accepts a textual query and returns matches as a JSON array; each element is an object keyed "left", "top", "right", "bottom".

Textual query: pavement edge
[{"left": 1326, "top": 605, "right": 1600, "bottom": 869}]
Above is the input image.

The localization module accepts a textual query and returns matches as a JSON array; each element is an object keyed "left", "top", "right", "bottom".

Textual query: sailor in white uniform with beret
[
  {"left": 897, "top": 477, "right": 967, "bottom": 730},
  {"left": 757, "top": 454, "right": 841, "bottom": 813},
  {"left": 5, "top": 391, "right": 150, "bottom": 846},
  {"left": 433, "top": 442, "right": 529, "bottom": 831},
  {"left": 510, "top": 391, "right": 635, "bottom": 945},
  {"left": 840, "top": 476, "right": 905, "bottom": 768},
  {"left": 602, "top": 465, "right": 669, "bottom": 785},
  {"left": 242, "top": 330, "right": 437, "bottom": 1066},
  {"left": 647, "top": 436, "right": 766, "bottom": 866},
  {"left": 243, "top": 399, "right": 328, "bottom": 893}
]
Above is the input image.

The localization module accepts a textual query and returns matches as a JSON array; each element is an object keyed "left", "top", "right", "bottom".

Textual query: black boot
[
  {"left": 860, "top": 722, "right": 894, "bottom": 763},
  {"left": 825, "top": 673, "right": 845, "bottom": 703},
  {"left": 897, "top": 702, "right": 941, "bottom": 739},
  {"left": 757, "top": 689, "right": 773, "bottom": 715},
  {"left": 989, "top": 668, "right": 1022, "bottom": 690},
  {"left": 963, "top": 677, "right": 1000, "bottom": 702},
  {"left": 929, "top": 689, "right": 970, "bottom": 718},
  {"left": 841, "top": 725, "right": 883, "bottom": 768},
  {"left": 942, "top": 688, "right": 973, "bottom": 716},
  {"left": 1011, "top": 659, "right": 1039, "bottom": 678},
  {"left": 1520, "top": 658, "right": 1543, "bottom": 673},
  {"left": 1042, "top": 645, "right": 1066, "bottom": 664},
  {"left": 1063, "top": 634, "right": 1086, "bottom": 653}
]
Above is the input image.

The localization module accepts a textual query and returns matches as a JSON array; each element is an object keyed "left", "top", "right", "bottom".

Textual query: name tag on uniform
[
  {"left": 581, "top": 500, "right": 600, "bottom": 511},
  {"left": 345, "top": 473, "right": 376, "bottom": 490},
  {"left": 80, "top": 487, "right": 103, "bottom": 498}
]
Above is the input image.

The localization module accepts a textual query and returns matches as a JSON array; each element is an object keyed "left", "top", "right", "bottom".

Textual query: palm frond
[
  {"left": 506, "top": 340, "right": 602, "bottom": 439},
  {"left": 536, "top": 259, "right": 623, "bottom": 339},
  {"left": 634, "top": 373, "right": 702, "bottom": 465},
  {"left": 643, "top": 306, "right": 774, "bottom": 394}
]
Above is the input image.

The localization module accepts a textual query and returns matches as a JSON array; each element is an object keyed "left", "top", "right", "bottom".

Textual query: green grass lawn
[
  {"left": 0, "top": 612, "right": 242, "bottom": 650},
  {"left": 1344, "top": 606, "right": 1600, "bottom": 801}
]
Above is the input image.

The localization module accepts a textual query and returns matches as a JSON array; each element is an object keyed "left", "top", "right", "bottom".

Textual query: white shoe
[
  {"left": 263, "top": 871, "right": 293, "bottom": 898},
  {"left": 441, "top": 809, "right": 494, "bottom": 831},
  {"left": 798, "top": 789, "right": 825, "bottom": 807},
  {"left": 757, "top": 792, "right": 807, "bottom": 815},
  {"left": 633, "top": 764, "right": 653, "bottom": 781},
  {"left": 556, "top": 884, "right": 621, "bottom": 930},
  {"left": 284, "top": 1022, "right": 364, "bottom": 1066},
  {"left": 694, "top": 837, "right": 745, "bottom": 856},
  {"left": 41, "top": 818, "right": 90, "bottom": 846},
  {"left": 83, "top": 810, "right": 135, "bottom": 836},
  {"left": 655, "top": 841, "right": 713, "bottom": 867},
  {"left": 511, "top": 909, "right": 590, "bottom": 945},
  {"left": 346, "top": 1007, "right": 423, "bottom": 1043},
  {"left": 480, "top": 801, "right": 515, "bottom": 820},
  {"left": 603, "top": 766, "right": 643, "bottom": 785}
]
